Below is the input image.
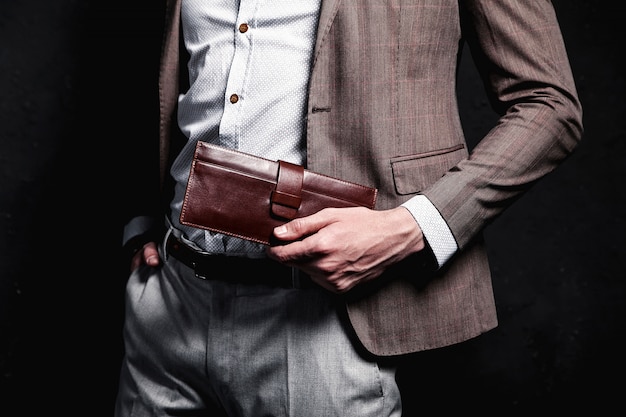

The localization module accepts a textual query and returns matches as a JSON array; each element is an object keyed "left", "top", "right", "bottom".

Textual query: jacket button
[
  {"left": 239, "top": 23, "right": 248, "bottom": 33},
  {"left": 229, "top": 94, "right": 239, "bottom": 104}
]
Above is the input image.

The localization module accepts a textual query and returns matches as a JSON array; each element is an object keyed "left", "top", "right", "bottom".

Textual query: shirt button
[
  {"left": 229, "top": 94, "right": 239, "bottom": 104},
  {"left": 239, "top": 23, "right": 248, "bottom": 33}
]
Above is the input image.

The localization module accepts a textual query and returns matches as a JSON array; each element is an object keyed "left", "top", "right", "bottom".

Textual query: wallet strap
[{"left": 271, "top": 160, "right": 304, "bottom": 220}]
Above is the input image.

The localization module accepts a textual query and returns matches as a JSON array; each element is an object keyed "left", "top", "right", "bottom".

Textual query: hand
[
  {"left": 266, "top": 206, "right": 425, "bottom": 293},
  {"left": 130, "top": 241, "right": 160, "bottom": 272}
]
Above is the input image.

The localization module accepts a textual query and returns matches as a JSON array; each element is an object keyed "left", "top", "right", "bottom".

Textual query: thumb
[
  {"left": 143, "top": 242, "right": 161, "bottom": 266},
  {"left": 273, "top": 209, "right": 334, "bottom": 241}
]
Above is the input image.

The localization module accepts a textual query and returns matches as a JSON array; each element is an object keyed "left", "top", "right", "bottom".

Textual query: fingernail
[{"left": 274, "top": 226, "right": 286, "bottom": 236}]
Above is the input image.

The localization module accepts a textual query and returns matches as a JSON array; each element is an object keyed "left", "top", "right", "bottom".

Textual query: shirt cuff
[
  {"left": 122, "top": 216, "right": 160, "bottom": 246},
  {"left": 401, "top": 195, "right": 458, "bottom": 268}
]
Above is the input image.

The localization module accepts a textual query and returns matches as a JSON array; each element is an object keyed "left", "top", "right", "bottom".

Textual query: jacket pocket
[{"left": 390, "top": 144, "right": 466, "bottom": 195}]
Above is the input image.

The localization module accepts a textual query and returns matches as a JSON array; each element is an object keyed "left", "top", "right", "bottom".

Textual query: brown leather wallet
[{"left": 180, "top": 141, "right": 378, "bottom": 245}]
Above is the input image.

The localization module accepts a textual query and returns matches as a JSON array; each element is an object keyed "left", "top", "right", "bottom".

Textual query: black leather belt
[{"left": 165, "top": 233, "right": 313, "bottom": 289}]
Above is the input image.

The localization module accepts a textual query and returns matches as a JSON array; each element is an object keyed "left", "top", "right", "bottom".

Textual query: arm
[
  {"left": 425, "top": 0, "right": 584, "bottom": 248},
  {"left": 267, "top": 0, "right": 582, "bottom": 293},
  {"left": 122, "top": 216, "right": 162, "bottom": 271}
]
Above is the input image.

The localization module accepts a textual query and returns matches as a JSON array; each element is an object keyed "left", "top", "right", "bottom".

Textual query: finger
[
  {"left": 143, "top": 242, "right": 160, "bottom": 266},
  {"left": 267, "top": 236, "right": 315, "bottom": 263},
  {"left": 273, "top": 208, "right": 337, "bottom": 241},
  {"left": 130, "top": 252, "right": 143, "bottom": 272}
]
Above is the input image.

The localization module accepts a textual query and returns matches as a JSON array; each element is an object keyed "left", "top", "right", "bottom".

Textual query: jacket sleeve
[{"left": 422, "top": 0, "right": 583, "bottom": 249}]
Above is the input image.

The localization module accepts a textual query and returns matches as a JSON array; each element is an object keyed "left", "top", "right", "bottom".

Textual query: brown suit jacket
[{"left": 157, "top": 0, "right": 583, "bottom": 356}]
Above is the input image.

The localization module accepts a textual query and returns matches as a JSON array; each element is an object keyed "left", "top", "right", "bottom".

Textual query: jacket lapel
[{"left": 313, "top": 0, "right": 341, "bottom": 62}]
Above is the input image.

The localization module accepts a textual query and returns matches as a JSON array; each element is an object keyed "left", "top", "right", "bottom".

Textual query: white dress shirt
[{"left": 166, "top": 0, "right": 457, "bottom": 266}]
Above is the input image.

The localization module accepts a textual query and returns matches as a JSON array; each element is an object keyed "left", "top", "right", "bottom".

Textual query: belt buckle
[{"left": 192, "top": 261, "right": 208, "bottom": 280}]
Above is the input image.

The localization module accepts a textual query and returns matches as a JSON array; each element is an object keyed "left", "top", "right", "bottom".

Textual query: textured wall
[{"left": 1, "top": 1, "right": 625, "bottom": 415}]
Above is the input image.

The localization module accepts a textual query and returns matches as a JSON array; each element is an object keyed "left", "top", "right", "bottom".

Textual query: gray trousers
[{"left": 114, "top": 243, "right": 402, "bottom": 417}]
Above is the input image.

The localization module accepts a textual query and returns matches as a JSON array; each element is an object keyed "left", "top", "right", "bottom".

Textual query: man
[{"left": 115, "top": 0, "right": 583, "bottom": 415}]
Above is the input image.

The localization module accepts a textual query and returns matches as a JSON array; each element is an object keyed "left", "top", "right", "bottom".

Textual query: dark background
[{"left": 1, "top": 1, "right": 624, "bottom": 415}]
